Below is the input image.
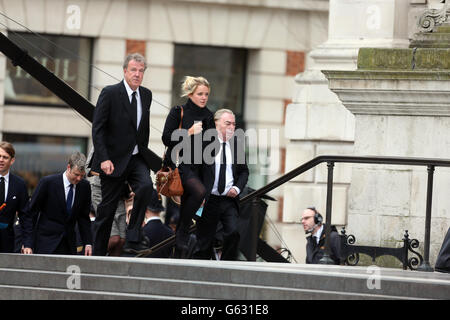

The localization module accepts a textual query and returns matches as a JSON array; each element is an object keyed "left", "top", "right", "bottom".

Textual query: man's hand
[
  {"left": 84, "top": 245, "right": 92, "bottom": 256},
  {"left": 101, "top": 160, "right": 114, "bottom": 175},
  {"left": 226, "top": 188, "right": 239, "bottom": 198}
]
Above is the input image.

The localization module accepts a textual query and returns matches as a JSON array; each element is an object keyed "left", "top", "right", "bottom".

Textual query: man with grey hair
[
  {"left": 91, "top": 52, "right": 154, "bottom": 255},
  {"left": 195, "top": 108, "right": 249, "bottom": 260},
  {"left": 22, "top": 151, "right": 93, "bottom": 255}
]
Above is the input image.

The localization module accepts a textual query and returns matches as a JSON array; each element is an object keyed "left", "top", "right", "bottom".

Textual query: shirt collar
[
  {"left": 0, "top": 171, "right": 10, "bottom": 183},
  {"left": 63, "top": 171, "right": 74, "bottom": 189},
  {"left": 145, "top": 216, "right": 162, "bottom": 224},
  {"left": 218, "top": 136, "right": 230, "bottom": 145},
  {"left": 313, "top": 224, "right": 324, "bottom": 241},
  {"left": 123, "top": 79, "right": 139, "bottom": 98}
]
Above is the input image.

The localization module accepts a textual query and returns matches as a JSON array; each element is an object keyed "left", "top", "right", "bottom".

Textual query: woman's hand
[{"left": 188, "top": 122, "right": 203, "bottom": 135}]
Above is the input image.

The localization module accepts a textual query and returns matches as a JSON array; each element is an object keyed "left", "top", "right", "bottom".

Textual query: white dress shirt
[
  {"left": 63, "top": 172, "right": 75, "bottom": 208},
  {"left": 313, "top": 225, "right": 324, "bottom": 244},
  {"left": 211, "top": 137, "right": 240, "bottom": 196},
  {"left": 123, "top": 79, "right": 142, "bottom": 155}
]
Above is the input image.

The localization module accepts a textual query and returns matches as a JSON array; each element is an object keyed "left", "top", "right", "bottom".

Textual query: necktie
[
  {"left": 66, "top": 184, "right": 74, "bottom": 215},
  {"left": 0, "top": 177, "right": 4, "bottom": 204},
  {"left": 218, "top": 142, "right": 227, "bottom": 195},
  {"left": 131, "top": 91, "right": 137, "bottom": 127}
]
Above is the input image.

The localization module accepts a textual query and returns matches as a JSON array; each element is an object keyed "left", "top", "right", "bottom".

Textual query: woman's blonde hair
[{"left": 180, "top": 76, "right": 210, "bottom": 97}]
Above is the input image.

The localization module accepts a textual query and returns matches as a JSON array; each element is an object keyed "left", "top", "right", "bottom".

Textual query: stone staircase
[{"left": 0, "top": 253, "right": 449, "bottom": 300}]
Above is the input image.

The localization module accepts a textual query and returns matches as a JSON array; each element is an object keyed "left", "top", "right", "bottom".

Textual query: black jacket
[
  {"left": 306, "top": 225, "right": 341, "bottom": 265},
  {"left": 202, "top": 135, "right": 249, "bottom": 204},
  {"left": 22, "top": 173, "right": 92, "bottom": 254},
  {"left": 435, "top": 227, "right": 450, "bottom": 272},
  {"left": 161, "top": 99, "right": 215, "bottom": 169},
  {"left": 91, "top": 81, "right": 153, "bottom": 177},
  {"left": 0, "top": 173, "right": 28, "bottom": 253},
  {"left": 142, "top": 219, "right": 174, "bottom": 258}
]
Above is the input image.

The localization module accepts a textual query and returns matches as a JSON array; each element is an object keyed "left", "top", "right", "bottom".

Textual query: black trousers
[
  {"left": 0, "top": 227, "right": 15, "bottom": 253},
  {"left": 93, "top": 154, "right": 153, "bottom": 256},
  {"left": 54, "top": 236, "right": 71, "bottom": 255},
  {"left": 195, "top": 194, "right": 240, "bottom": 260}
]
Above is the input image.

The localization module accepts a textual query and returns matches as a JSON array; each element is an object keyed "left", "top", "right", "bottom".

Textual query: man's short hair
[
  {"left": 0, "top": 141, "right": 15, "bottom": 158},
  {"left": 123, "top": 53, "right": 147, "bottom": 70},
  {"left": 214, "top": 108, "right": 234, "bottom": 122},
  {"left": 68, "top": 151, "right": 87, "bottom": 171}
]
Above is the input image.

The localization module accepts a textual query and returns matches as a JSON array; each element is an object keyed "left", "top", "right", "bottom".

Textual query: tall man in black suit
[
  {"left": 0, "top": 141, "right": 29, "bottom": 253},
  {"left": 195, "top": 109, "right": 249, "bottom": 260},
  {"left": 91, "top": 53, "right": 154, "bottom": 255},
  {"left": 22, "top": 152, "right": 92, "bottom": 255}
]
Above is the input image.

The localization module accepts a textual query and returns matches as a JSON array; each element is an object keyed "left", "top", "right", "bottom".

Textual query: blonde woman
[{"left": 162, "top": 76, "right": 215, "bottom": 258}]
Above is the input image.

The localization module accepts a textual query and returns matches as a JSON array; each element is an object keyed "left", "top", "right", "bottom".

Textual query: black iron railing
[
  {"left": 340, "top": 228, "right": 424, "bottom": 270},
  {"left": 241, "top": 155, "right": 450, "bottom": 271}
]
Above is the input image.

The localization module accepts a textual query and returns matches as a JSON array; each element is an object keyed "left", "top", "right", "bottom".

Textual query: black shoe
[
  {"left": 435, "top": 267, "right": 450, "bottom": 273},
  {"left": 174, "top": 234, "right": 197, "bottom": 259},
  {"left": 123, "top": 236, "right": 150, "bottom": 254}
]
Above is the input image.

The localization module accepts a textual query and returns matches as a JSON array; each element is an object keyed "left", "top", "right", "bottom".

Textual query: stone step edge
[
  {"left": 0, "top": 284, "right": 196, "bottom": 300},
  {"left": 0, "top": 268, "right": 422, "bottom": 300}
]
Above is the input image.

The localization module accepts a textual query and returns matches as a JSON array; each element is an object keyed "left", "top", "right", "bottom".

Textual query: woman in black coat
[{"left": 162, "top": 76, "right": 215, "bottom": 258}]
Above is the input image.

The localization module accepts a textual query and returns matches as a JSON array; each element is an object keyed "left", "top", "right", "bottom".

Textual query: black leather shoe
[
  {"left": 435, "top": 267, "right": 450, "bottom": 273},
  {"left": 174, "top": 234, "right": 197, "bottom": 259}
]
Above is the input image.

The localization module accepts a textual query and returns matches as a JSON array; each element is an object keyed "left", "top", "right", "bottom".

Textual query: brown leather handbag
[{"left": 155, "top": 107, "right": 184, "bottom": 199}]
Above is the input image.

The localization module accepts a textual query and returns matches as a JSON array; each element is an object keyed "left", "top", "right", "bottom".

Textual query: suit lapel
[
  {"left": 137, "top": 87, "right": 150, "bottom": 132},
  {"left": 56, "top": 174, "right": 68, "bottom": 216}
]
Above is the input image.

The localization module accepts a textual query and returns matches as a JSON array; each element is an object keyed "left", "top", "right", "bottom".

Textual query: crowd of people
[
  {"left": 2, "top": 52, "right": 448, "bottom": 270},
  {"left": 0, "top": 52, "right": 250, "bottom": 261}
]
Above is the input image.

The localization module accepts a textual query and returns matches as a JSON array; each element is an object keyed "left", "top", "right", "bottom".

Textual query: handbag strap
[
  {"left": 175, "top": 106, "right": 183, "bottom": 167},
  {"left": 162, "top": 106, "right": 184, "bottom": 167}
]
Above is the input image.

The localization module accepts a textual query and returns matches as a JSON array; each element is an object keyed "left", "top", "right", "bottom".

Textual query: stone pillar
[
  {"left": 323, "top": 3, "right": 450, "bottom": 267},
  {"left": 283, "top": 0, "right": 410, "bottom": 263}
]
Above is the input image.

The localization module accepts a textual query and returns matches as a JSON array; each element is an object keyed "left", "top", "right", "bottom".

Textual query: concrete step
[
  {"left": 0, "top": 267, "right": 411, "bottom": 300},
  {"left": 0, "top": 284, "right": 189, "bottom": 300},
  {"left": 1, "top": 253, "right": 449, "bottom": 300}
]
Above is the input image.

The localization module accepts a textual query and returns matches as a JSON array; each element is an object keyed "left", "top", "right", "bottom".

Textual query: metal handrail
[
  {"left": 240, "top": 154, "right": 450, "bottom": 270},
  {"left": 241, "top": 155, "right": 450, "bottom": 204},
  {"left": 142, "top": 154, "right": 450, "bottom": 269}
]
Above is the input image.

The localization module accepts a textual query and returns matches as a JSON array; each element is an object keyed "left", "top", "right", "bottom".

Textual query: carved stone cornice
[{"left": 418, "top": 1, "right": 450, "bottom": 33}]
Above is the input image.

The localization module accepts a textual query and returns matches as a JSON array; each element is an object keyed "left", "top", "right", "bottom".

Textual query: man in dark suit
[
  {"left": 0, "top": 141, "right": 29, "bottom": 253},
  {"left": 91, "top": 53, "right": 154, "bottom": 255},
  {"left": 301, "top": 207, "right": 341, "bottom": 265},
  {"left": 195, "top": 109, "right": 249, "bottom": 260},
  {"left": 22, "top": 152, "right": 92, "bottom": 255},
  {"left": 142, "top": 188, "right": 174, "bottom": 258},
  {"left": 435, "top": 227, "right": 450, "bottom": 273}
]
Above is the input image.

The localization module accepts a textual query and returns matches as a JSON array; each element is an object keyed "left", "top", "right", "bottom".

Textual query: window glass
[
  {"left": 171, "top": 44, "right": 247, "bottom": 128},
  {"left": 5, "top": 32, "right": 92, "bottom": 106},
  {"left": 3, "top": 133, "right": 87, "bottom": 192}
]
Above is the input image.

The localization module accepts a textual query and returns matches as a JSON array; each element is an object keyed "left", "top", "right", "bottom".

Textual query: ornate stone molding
[{"left": 418, "top": 0, "right": 450, "bottom": 32}]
